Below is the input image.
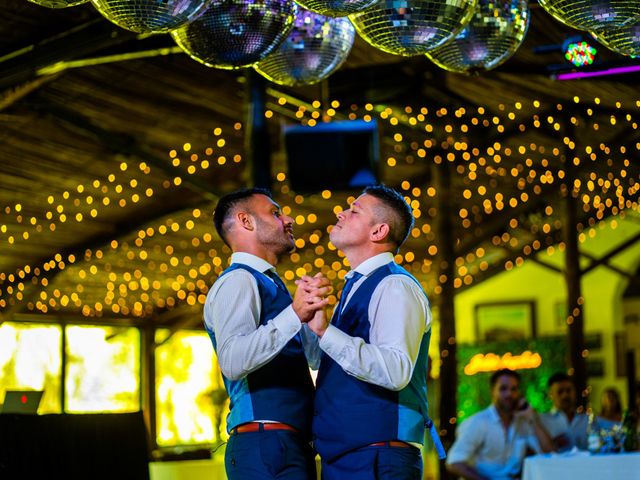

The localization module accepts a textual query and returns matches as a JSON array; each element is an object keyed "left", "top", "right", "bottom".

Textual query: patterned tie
[
  {"left": 265, "top": 270, "right": 290, "bottom": 298},
  {"left": 336, "top": 271, "right": 363, "bottom": 318}
]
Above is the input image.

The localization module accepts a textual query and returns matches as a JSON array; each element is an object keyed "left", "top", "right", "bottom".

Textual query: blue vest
[
  {"left": 313, "top": 262, "right": 432, "bottom": 461},
  {"left": 206, "top": 263, "right": 314, "bottom": 437}
]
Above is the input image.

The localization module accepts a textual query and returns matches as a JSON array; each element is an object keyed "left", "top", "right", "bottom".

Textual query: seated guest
[
  {"left": 539, "top": 372, "right": 589, "bottom": 451},
  {"left": 599, "top": 387, "right": 623, "bottom": 423},
  {"left": 446, "top": 369, "right": 553, "bottom": 480}
]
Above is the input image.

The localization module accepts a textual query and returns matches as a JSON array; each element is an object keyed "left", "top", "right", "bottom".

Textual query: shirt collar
[
  {"left": 550, "top": 407, "right": 583, "bottom": 422},
  {"left": 230, "top": 252, "right": 275, "bottom": 274},
  {"left": 347, "top": 252, "right": 394, "bottom": 279},
  {"left": 550, "top": 407, "right": 572, "bottom": 418},
  {"left": 488, "top": 404, "right": 501, "bottom": 423}
]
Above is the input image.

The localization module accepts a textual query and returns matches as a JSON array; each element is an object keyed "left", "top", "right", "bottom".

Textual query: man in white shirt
[
  {"left": 446, "top": 369, "right": 553, "bottom": 480},
  {"left": 539, "top": 372, "right": 589, "bottom": 451},
  {"left": 308, "top": 185, "right": 441, "bottom": 480},
  {"left": 204, "top": 188, "right": 330, "bottom": 480}
]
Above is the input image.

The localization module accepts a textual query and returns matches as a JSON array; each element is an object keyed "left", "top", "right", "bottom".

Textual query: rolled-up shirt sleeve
[
  {"left": 446, "top": 416, "right": 484, "bottom": 465},
  {"left": 204, "top": 269, "right": 302, "bottom": 381},
  {"left": 319, "top": 275, "right": 430, "bottom": 391}
]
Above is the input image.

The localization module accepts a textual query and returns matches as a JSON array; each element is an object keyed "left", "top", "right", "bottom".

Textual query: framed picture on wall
[{"left": 475, "top": 301, "right": 537, "bottom": 343}]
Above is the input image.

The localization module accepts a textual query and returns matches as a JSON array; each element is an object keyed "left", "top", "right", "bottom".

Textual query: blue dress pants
[
  {"left": 320, "top": 444, "right": 422, "bottom": 480},
  {"left": 225, "top": 430, "right": 316, "bottom": 480}
]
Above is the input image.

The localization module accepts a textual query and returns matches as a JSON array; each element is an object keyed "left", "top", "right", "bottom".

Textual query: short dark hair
[
  {"left": 362, "top": 184, "right": 414, "bottom": 250},
  {"left": 490, "top": 368, "right": 521, "bottom": 387},
  {"left": 547, "top": 372, "right": 573, "bottom": 389},
  {"left": 213, "top": 187, "right": 272, "bottom": 246}
]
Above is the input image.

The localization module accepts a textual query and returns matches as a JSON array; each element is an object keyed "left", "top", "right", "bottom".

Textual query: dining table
[{"left": 522, "top": 450, "right": 640, "bottom": 480}]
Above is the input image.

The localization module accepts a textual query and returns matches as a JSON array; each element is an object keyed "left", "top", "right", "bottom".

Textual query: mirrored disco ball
[
  {"left": 90, "top": 0, "right": 211, "bottom": 33},
  {"left": 171, "top": 0, "right": 297, "bottom": 69},
  {"left": 537, "top": 0, "right": 640, "bottom": 31},
  {"left": 28, "top": 0, "right": 88, "bottom": 8},
  {"left": 348, "top": 0, "right": 477, "bottom": 57},
  {"left": 592, "top": 24, "right": 640, "bottom": 57},
  {"left": 254, "top": 9, "right": 355, "bottom": 86},
  {"left": 294, "top": 0, "right": 377, "bottom": 18},
  {"left": 426, "top": 0, "right": 530, "bottom": 73}
]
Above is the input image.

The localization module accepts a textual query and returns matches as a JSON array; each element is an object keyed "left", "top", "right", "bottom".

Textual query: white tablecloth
[{"left": 523, "top": 451, "right": 640, "bottom": 480}]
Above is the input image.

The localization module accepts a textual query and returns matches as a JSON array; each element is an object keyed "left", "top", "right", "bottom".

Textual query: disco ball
[
  {"left": 592, "top": 24, "right": 640, "bottom": 57},
  {"left": 537, "top": 0, "right": 640, "bottom": 32},
  {"left": 348, "top": 0, "right": 477, "bottom": 57},
  {"left": 426, "top": 0, "right": 530, "bottom": 73},
  {"left": 27, "top": 0, "right": 88, "bottom": 8},
  {"left": 171, "top": 0, "right": 297, "bottom": 69},
  {"left": 90, "top": 0, "right": 211, "bottom": 34},
  {"left": 254, "top": 9, "right": 355, "bottom": 86},
  {"left": 294, "top": 0, "right": 377, "bottom": 18}
]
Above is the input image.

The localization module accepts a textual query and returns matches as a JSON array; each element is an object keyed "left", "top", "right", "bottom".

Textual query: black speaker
[
  {"left": 0, "top": 412, "right": 150, "bottom": 479},
  {"left": 284, "top": 120, "right": 379, "bottom": 193}
]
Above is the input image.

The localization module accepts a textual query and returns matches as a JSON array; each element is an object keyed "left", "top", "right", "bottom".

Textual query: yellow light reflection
[
  {"left": 155, "top": 330, "right": 228, "bottom": 446},
  {"left": 65, "top": 326, "right": 139, "bottom": 413}
]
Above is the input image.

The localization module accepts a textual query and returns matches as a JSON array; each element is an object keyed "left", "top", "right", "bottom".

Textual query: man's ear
[
  {"left": 237, "top": 211, "right": 255, "bottom": 231},
  {"left": 370, "top": 223, "right": 390, "bottom": 242}
]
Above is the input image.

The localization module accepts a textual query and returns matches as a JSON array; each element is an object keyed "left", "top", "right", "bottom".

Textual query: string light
[{"left": 1, "top": 96, "right": 637, "bottom": 317}]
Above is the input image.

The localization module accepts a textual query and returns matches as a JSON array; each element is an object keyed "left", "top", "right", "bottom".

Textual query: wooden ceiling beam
[
  {"left": 0, "top": 73, "right": 60, "bottom": 111},
  {"left": 154, "top": 304, "right": 201, "bottom": 327},
  {"left": 0, "top": 19, "right": 136, "bottom": 91},
  {"left": 30, "top": 100, "right": 219, "bottom": 201},
  {"left": 454, "top": 196, "right": 548, "bottom": 256},
  {"left": 580, "top": 249, "right": 640, "bottom": 286},
  {"left": 2, "top": 311, "right": 148, "bottom": 328},
  {"left": 581, "top": 231, "right": 640, "bottom": 275},
  {"left": 457, "top": 227, "right": 564, "bottom": 293},
  {"left": 499, "top": 243, "right": 640, "bottom": 289},
  {"left": 154, "top": 306, "right": 204, "bottom": 346},
  {"left": 525, "top": 255, "right": 563, "bottom": 273}
]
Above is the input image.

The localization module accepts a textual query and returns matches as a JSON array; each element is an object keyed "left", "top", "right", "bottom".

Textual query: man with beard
[
  {"left": 539, "top": 372, "right": 590, "bottom": 451},
  {"left": 204, "top": 188, "right": 330, "bottom": 480},
  {"left": 308, "top": 185, "right": 442, "bottom": 479},
  {"left": 446, "top": 369, "right": 553, "bottom": 480}
]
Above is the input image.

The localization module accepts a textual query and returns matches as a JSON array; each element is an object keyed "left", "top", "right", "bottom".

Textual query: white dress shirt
[
  {"left": 447, "top": 405, "right": 543, "bottom": 480},
  {"left": 319, "top": 252, "right": 432, "bottom": 392},
  {"left": 203, "top": 252, "right": 319, "bottom": 381},
  {"left": 539, "top": 409, "right": 589, "bottom": 451}
]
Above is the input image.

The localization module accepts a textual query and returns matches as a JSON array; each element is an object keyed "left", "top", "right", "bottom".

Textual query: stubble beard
[{"left": 256, "top": 219, "right": 294, "bottom": 258}]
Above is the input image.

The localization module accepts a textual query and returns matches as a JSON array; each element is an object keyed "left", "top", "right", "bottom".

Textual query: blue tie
[
  {"left": 336, "top": 271, "right": 363, "bottom": 318},
  {"left": 265, "top": 270, "right": 290, "bottom": 297}
]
